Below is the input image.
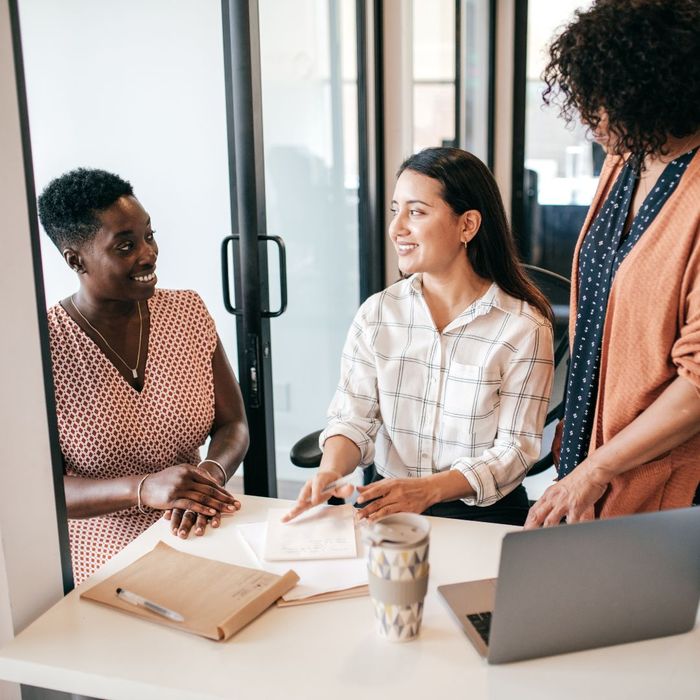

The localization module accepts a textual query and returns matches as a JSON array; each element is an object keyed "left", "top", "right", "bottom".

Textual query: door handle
[
  {"left": 260, "top": 235, "right": 287, "bottom": 318},
  {"left": 220, "top": 234, "right": 288, "bottom": 317},
  {"left": 221, "top": 235, "right": 241, "bottom": 315}
]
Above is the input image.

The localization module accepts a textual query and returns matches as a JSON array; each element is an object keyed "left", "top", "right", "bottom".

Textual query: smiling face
[
  {"left": 67, "top": 195, "right": 158, "bottom": 303},
  {"left": 389, "top": 169, "right": 479, "bottom": 278}
]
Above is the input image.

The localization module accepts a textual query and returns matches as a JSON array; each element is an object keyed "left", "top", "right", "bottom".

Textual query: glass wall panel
[
  {"left": 460, "top": 0, "right": 490, "bottom": 163},
  {"left": 258, "top": 0, "right": 360, "bottom": 489},
  {"left": 520, "top": 0, "right": 595, "bottom": 501},
  {"left": 523, "top": 0, "right": 597, "bottom": 277}
]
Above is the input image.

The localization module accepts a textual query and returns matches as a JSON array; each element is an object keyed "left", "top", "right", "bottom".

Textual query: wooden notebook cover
[{"left": 81, "top": 541, "right": 299, "bottom": 640}]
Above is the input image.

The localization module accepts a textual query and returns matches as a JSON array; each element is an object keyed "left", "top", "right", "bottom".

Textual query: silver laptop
[{"left": 438, "top": 507, "right": 700, "bottom": 664}]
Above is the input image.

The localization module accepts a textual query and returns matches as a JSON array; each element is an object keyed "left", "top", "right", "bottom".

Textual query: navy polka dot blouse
[{"left": 558, "top": 147, "right": 699, "bottom": 478}]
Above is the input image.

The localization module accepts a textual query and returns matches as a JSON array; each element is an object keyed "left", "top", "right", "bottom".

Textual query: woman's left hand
[
  {"left": 524, "top": 462, "right": 611, "bottom": 529},
  {"left": 162, "top": 455, "right": 243, "bottom": 538},
  {"left": 355, "top": 478, "right": 434, "bottom": 521}
]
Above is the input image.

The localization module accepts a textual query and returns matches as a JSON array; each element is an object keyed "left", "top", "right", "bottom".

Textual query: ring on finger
[{"left": 183, "top": 510, "right": 197, "bottom": 520}]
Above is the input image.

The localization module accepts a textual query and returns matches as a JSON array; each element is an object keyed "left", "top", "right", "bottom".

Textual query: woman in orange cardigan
[{"left": 526, "top": 0, "right": 700, "bottom": 527}]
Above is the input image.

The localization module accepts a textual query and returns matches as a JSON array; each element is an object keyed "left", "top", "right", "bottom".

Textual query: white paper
[
  {"left": 236, "top": 507, "right": 367, "bottom": 601},
  {"left": 263, "top": 505, "right": 358, "bottom": 561}
]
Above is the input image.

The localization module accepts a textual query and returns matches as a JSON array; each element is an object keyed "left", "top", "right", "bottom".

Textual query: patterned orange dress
[{"left": 47, "top": 289, "right": 217, "bottom": 584}]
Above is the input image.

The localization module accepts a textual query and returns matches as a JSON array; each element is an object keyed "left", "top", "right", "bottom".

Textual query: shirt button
[{"left": 421, "top": 452, "right": 428, "bottom": 459}]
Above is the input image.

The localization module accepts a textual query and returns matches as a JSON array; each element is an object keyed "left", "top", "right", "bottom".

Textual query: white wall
[
  {"left": 18, "top": 0, "right": 236, "bottom": 360},
  {"left": 0, "top": 1, "right": 65, "bottom": 697}
]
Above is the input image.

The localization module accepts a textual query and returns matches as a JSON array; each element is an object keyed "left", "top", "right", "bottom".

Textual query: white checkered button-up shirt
[{"left": 321, "top": 275, "right": 554, "bottom": 506}]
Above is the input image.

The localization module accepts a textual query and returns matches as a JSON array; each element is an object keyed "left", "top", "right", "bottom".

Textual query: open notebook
[{"left": 81, "top": 541, "right": 298, "bottom": 641}]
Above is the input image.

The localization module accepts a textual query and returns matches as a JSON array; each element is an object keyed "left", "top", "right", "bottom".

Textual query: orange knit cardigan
[{"left": 569, "top": 151, "right": 700, "bottom": 518}]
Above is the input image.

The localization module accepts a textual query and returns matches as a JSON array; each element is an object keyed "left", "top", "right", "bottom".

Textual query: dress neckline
[{"left": 56, "top": 295, "right": 155, "bottom": 395}]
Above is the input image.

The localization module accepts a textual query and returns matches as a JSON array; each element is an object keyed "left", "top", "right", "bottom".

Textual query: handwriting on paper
[{"left": 263, "top": 505, "right": 357, "bottom": 561}]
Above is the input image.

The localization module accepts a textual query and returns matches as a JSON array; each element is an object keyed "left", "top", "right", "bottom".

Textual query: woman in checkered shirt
[{"left": 285, "top": 148, "right": 554, "bottom": 526}]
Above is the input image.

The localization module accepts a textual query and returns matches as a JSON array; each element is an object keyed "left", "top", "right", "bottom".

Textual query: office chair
[{"left": 289, "top": 265, "right": 571, "bottom": 496}]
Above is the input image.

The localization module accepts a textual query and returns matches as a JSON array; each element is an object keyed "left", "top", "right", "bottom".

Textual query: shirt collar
[{"left": 408, "top": 273, "right": 517, "bottom": 330}]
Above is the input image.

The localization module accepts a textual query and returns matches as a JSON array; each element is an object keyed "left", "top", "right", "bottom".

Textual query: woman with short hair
[{"left": 39, "top": 168, "right": 249, "bottom": 583}]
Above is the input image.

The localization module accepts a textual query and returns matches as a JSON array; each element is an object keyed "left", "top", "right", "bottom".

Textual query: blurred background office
[{"left": 2, "top": 5, "right": 600, "bottom": 654}]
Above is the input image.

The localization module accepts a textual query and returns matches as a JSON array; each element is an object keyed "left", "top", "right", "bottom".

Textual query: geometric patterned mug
[{"left": 365, "top": 513, "right": 430, "bottom": 642}]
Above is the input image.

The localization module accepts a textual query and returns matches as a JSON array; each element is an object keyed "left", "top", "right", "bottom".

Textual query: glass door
[
  {"left": 19, "top": 0, "right": 238, "bottom": 410},
  {"left": 258, "top": 0, "right": 362, "bottom": 492},
  {"left": 220, "top": 0, "right": 373, "bottom": 496}
]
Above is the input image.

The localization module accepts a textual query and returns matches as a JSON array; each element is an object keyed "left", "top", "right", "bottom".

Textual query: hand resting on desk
[
  {"left": 355, "top": 478, "right": 434, "bottom": 521},
  {"left": 151, "top": 465, "right": 241, "bottom": 538},
  {"left": 164, "top": 498, "right": 241, "bottom": 538}
]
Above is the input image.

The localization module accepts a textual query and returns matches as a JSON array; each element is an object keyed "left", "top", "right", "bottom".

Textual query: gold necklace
[{"left": 70, "top": 296, "right": 143, "bottom": 380}]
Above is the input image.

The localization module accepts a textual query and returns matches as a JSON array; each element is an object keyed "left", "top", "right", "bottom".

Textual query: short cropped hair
[{"left": 38, "top": 168, "right": 134, "bottom": 251}]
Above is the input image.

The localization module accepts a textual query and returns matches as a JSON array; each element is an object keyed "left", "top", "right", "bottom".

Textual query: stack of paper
[{"left": 237, "top": 505, "right": 368, "bottom": 605}]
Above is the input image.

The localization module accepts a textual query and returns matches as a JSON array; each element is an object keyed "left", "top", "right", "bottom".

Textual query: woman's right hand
[
  {"left": 140, "top": 464, "right": 238, "bottom": 516},
  {"left": 282, "top": 469, "right": 354, "bottom": 522}
]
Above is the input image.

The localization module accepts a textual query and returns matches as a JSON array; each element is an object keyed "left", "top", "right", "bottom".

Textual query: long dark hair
[{"left": 397, "top": 147, "right": 553, "bottom": 324}]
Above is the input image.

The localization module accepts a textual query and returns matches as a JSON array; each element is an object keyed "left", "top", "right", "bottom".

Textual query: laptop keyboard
[{"left": 467, "top": 612, "right": 492, "bottom": 644}]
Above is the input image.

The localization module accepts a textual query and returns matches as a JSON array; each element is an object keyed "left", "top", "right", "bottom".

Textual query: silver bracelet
[
  {"left": 136, "top": 474, "right": 151, "bottom": 514},
  {"left": 198, "top": 458, "right": 227, "bottom": 485}
]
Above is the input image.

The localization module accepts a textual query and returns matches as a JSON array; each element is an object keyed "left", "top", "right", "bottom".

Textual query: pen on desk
[{"left": 116, "top": 587, "right": 185, "bottom": 623}]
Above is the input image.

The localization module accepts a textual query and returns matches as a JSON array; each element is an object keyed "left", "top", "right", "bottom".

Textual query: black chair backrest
[
  {"left": 523, "top": 264, "right": 570, "bottom": 365},
  {"left": 522, "top": 264, "right": 571, "bottom": 476}
]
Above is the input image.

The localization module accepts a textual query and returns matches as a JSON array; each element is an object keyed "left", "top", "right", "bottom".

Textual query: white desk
[{"left": 0, "top": 495, "right": 698, "bottom": 700}]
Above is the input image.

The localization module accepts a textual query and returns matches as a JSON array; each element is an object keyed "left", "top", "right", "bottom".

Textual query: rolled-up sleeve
[
  {"left": 451, "top": 322, "right": 554, "bottom": 505},
  {"left": 672, "top": 239, "right": 700, "bottom": 395},
  {"left": 320, "top": 306, "right": 382, "bottom": 465}
]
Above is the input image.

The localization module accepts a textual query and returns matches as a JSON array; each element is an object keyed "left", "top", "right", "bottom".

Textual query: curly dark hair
[
  {"left": 38, "top": 168, "right": 134, "bottom": 250},
  {"left": 542, "top": 0, "right": 700, "bottom": 162}
]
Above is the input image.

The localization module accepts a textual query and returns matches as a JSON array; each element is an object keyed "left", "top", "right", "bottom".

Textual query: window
[{"left": 522, "top": 0, "right": 596, "bottom": 277}]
